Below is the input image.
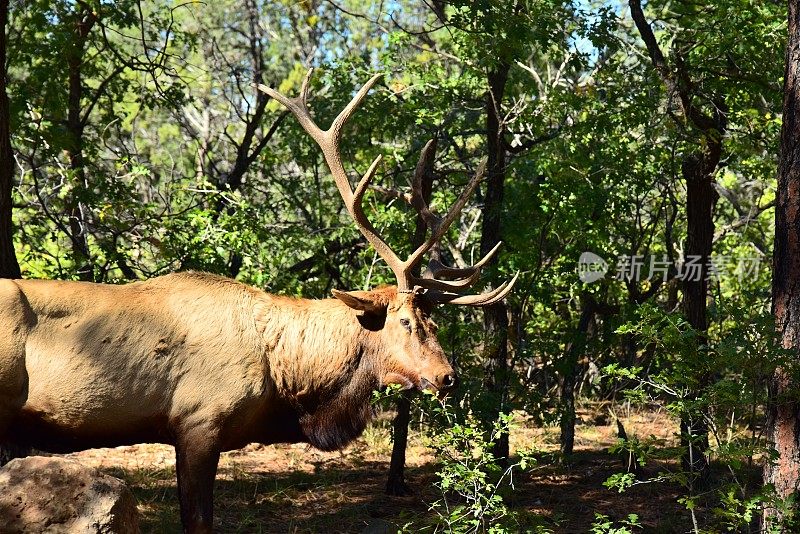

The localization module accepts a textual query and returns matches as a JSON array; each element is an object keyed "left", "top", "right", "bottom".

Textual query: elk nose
[{"left": 438, "top": 373, "right": 459, "bottom": 391}]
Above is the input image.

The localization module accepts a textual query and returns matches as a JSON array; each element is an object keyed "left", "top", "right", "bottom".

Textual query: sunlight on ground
[{"left": 55, "top": 405, "right": 691, "bottom": 533}]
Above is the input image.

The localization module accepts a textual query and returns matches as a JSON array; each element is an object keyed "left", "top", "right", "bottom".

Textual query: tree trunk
[
  {"left": 385, "top": 391, "right": 412, "bottom": 495},
  {"left": 0, "top": 0, "right": 20, "bottom": 279},
  {"left": 559, "top": 298, "right": 595, "bottom": 455},
  {"left": 679, "top": 146, "right": 720, "bottom": 481},
  {"left": 628, "top": 0, "right": 726, "bottom": 481},
  {"left": 764, "top": 1, "right": 800, "bottom": 526},
  {"left": 481, "top": 63, "right": 511, "bottom": 462},
  {"left": 386, "top": 140, "right": 437, "bottom": 496},
  {"left": 65, "top": 11, "right": 96, "bottom": 281}
]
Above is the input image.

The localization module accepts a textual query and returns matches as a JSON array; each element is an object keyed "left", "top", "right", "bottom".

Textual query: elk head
[{"left": 257, "top": 71, "right": 517, "bottom": 394}]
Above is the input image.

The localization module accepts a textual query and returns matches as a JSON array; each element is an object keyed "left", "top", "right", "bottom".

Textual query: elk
[{"left": 0, "top": 70, "right": 516, "bottom": 533}]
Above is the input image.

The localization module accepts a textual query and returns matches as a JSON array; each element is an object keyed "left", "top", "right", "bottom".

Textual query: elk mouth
[
  {"left": 380, "top": 372, "right": 416, "bottom": 392},
  {"left": 419, "top": 377, "right": 437, "bottom": 392},
  {"left": 381, "top": 372, "right": 457, "bottom": 396},
  {"left": 419, "top": 376, "right": 458, "bottom": 398}
]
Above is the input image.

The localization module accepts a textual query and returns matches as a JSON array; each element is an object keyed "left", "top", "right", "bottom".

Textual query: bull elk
[{"left": 0, "top": 70, "right": 516, "bottom": 533}]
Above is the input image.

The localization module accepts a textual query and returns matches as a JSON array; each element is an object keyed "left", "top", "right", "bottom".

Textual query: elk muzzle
[
  {"left": 420, "top": 368, "right": 459, "bottom": 394},
  {"left": 438, "top": 372, "right": 459, "bottom": 390}
]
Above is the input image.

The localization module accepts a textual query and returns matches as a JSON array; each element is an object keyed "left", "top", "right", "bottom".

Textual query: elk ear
[{"left": 332, "top": 289, "right": 387, "bottom": 314}]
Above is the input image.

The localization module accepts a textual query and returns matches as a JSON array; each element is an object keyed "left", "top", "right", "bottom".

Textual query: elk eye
[{"left": 400, "top": 318, "right": 412, "bottom": 332}]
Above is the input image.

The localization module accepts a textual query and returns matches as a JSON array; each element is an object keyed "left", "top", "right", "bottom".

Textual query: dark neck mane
[
  {"left": 295, "top": 352, "right": 379, "bottom": 451},
  {"left": 254, "top": 293, "right": 388, "bottom": 451}
]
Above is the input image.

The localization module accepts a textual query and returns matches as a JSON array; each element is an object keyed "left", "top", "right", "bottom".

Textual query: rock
[
  {"left": 361, "top": 518, "right": 400, "bottom": 534},
  {"left": 0, "top": 456, "right": 139, "bottom": 533}
]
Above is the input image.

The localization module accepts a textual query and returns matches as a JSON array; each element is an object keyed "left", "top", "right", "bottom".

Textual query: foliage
[
  {"left": 589, "top": 513, "right": 641, "bottom": 534},
  {"left": 409, "top": 392, "right": 535, "bottom": 533},
  {"left": 3, "top": 0, "right": 792, "bottom": 530}
]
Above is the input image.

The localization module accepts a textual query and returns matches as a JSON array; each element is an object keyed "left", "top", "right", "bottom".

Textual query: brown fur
[{"left": 0, "top": 272, "right": 455, "bottom": 533}]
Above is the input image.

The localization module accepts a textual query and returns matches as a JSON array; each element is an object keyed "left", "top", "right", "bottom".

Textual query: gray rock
[
  {"left": 0, "top": 456, "right": 139, "bottom": 533},
  {"left": 361, "top": 518, "right": 401, "bottom": 534}
]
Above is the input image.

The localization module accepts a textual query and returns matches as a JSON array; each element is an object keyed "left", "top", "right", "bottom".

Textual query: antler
[
  {"left": 256, "top": 69, "right": 517, "bottom": 305},
  {"left": 403, "top": 141, "right": 516, "bottom": 305},
  {"left": 256, "top": 70, "right": 403, "bottom": 280}
]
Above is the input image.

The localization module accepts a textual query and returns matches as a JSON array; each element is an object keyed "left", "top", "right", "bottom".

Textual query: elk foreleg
[{"left": 175, "top": 433, "right": 220, "bottom": 534}]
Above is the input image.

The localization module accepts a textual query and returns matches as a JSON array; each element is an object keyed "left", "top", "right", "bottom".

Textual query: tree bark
[
  {"left": 559, "top": 298, "right": 595, "bottom": 455},
  {"left": 0, "top": 0, "right": 20, "bottom": 279},
  {"left": 679, "top": 147, "right": 720, "bottom": 479},
  {"left": 481, "top": 62, "right": 511, "bottom": 462},
  {"left": 385, "top": 391, "right": 412, "bottom": 495},
  {"left": 764, "top": 1, "right": 800, "bottom": 526},
  {"left": 386, "top": 140, "right": 436, "bottom": 496}
]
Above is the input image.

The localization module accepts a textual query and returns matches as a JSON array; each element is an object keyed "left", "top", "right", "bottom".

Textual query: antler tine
[
  {"left": 299, "top": 67, "right": 313, "bottom": 104},
  {"left": 424, "top": 272, "right": 519, "bottom": 307},
  {"left": 421, "top": 241, "right": 502, "bottom": 280},
  {"left": 256, "top": 69, "right": 324, "bottom": 144},
  {"left": 409, "top": 139, "right": 439, "bottom": 228},
  {"left": 409, "top": 241, "right": 503, "bottom": 292},
  {"left": 257, "top": 70, "right": 408, "bottom": 285},
  {"left": 329, "top": 73, "right": 383, "bottom": 146},
  {"left": 414, "top": 140, "right": 437, "bottom": 186},
  {"left": 412, "top": 267, "right": 482, "bottom": 292},
  {"left": 353, "top": 155, "right": 383, "bottom": 205},
  {"left": 403, "top": 145, "right": 500, "bottom": 294}
]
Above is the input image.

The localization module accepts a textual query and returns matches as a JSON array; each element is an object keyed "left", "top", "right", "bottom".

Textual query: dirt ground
[{"left": 57, "top": 405, "right": 747, "bottom": 533}]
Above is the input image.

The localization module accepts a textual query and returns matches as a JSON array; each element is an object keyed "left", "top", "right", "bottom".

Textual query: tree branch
[{"left": 628, "top": 0, "right": 718, "bottom": 132}]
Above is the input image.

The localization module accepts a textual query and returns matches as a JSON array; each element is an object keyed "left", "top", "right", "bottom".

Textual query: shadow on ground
[{"left": 94, "top": 448, "right": 746, "bottom": 533}]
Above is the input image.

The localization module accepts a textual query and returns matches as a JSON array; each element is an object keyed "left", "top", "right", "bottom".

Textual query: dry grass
[{"left": 54, "top": 404, "right": 749, "bottom": 533}]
